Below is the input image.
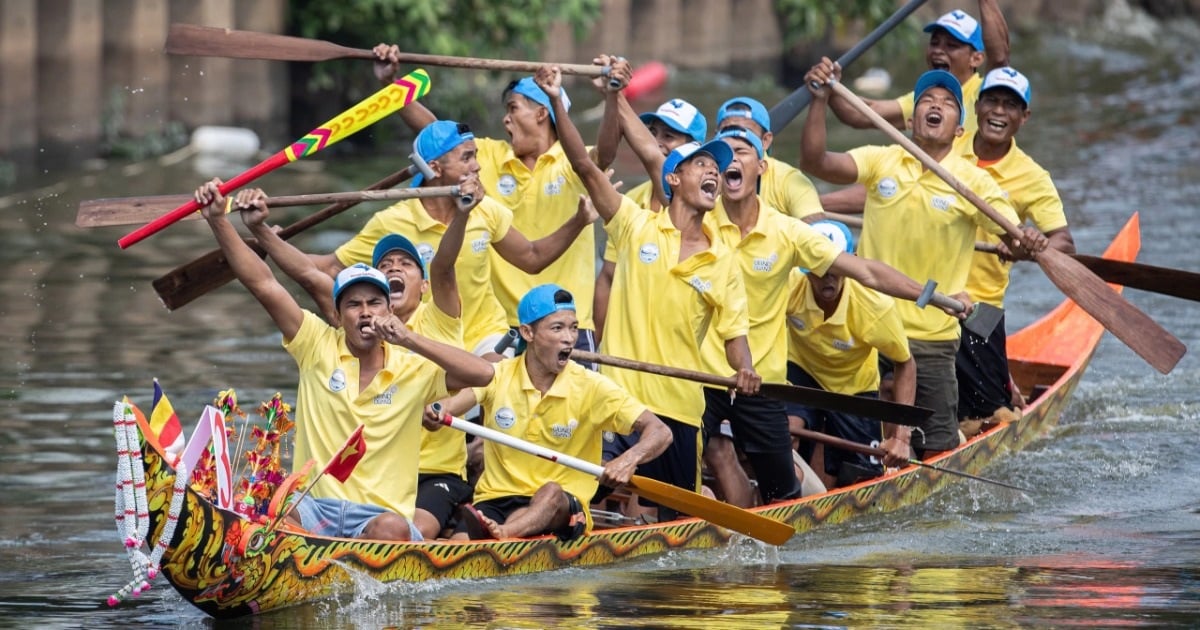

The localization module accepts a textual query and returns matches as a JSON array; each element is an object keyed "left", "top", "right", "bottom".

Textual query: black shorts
[
  {"left": 466, "top": 492, "right": 587, "bottom": 541},
  {"left": 955, "top": 312, "right": 1010, "bottom": 419},
  {"left": 629, "top": 415, "right": 701, "bottom": 512},
  {"left": 416, "top": 473, "right": 473, "bottom": 529},
  {"left": 701, "top": 387, "right": 801, "bottom": 503},
  {"left": 785, "top": 363, "right": 884, "bottom": 481}
]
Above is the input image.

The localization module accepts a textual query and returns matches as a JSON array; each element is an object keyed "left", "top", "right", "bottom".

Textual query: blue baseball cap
[
  {"left": 332, "top": 263, "right": 391, "bottom": 306},
  {"left": 661, "top": 140, "right": 734, "bottom": 201},
  {"left": 924, "top": 10, "right": 984, "bottom": 51},
  {"left": 411, "top": 120, "right": 474, "bottom": 187},
  {"left": 914, "top": 69, "right": 965, "bottom": 126},
  {"left": 980, "top": 66, "right": 1032, "bottom": 108},
  {"left": 518, "top": 284, "right": 576, "bottom": 326},
  {"left": 372, "top": 233, "right": 426, "bottom": 278},
  {"left": 639, "top": 98, "right": 707, "bottom": 143},
  {"left": 801, "top": 220, "right": 855, "bottom": 274},
  {"left": 716, "top": 97, "right": 771, "bottom": 133},
  {"left": 505, "top": 77, "right": 571, "bottom": 125},
  {"left": 715, "top": 127, "right": 763, "bottom": 159}
]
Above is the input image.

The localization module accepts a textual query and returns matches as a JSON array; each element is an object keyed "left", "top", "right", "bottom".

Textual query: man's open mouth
[
  {"left": 557, "top": 348, "right": 572, "bottom": 363},
  {"left": 389, "top": 276, "right": 406, "bottom": 300},
  {"left": 700, "top": 177, "right": 719, "bottom": 199},
  {"left": 723, "top": 167, "right": 744, "bottom": 192}
]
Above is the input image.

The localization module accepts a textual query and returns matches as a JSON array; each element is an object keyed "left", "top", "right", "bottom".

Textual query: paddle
[
  {"left": 165, "top": 23, "right": 616, "bottom": 84},
  {"left": 432, "top": 406, "right": 795, "bottom": 546},
  {"left": 975, "top": 242, "right": 1200, "bottom": 303},
  {"left": 571, "top": 350, "right": 933, "bottom": 426},
  {"left": 828, "top": 80, "right": 1186, "bottom": 374},
  {"left": 152, "top": 166, "right": 415, "bottom": 311},
  {"left": 78, "top": 186, "right": 463, "bottom": 228},
  {"left": 791, "top": 426, "right": 1030, "bottom": 492},
  {"left": 768, "top": 0, "right": 930, "bottom": 133},
  {"left": 915, "top": 279, "right": 1004, "bottom": 338},
  {"left": 116, "top": 68, "right": 432, "bottom": 248}
]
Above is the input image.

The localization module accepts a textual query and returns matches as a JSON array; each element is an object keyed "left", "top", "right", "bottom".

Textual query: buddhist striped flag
[{"left": 151, "top": 379, "right": 185, "bottom": 457}]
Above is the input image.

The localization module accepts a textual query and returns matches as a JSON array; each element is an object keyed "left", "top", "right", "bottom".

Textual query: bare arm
[
  {"left": 827, "top": 254, "right": 925, "bottom": 303},
  {"left": 616, "top": 93, "right": 670, "bottom": 207},
  {"left": 196, "top": 181, "right": 304, "bottom": 340},
  {"left": 593, "top": 259, "right": 616, "bottom": 343},
  {"left": 493, "top": 194, "right": 597, "bottom": 273},
  {"left": 373, "top": 43, "right": 437, "bottom": 131},
  {"left": 591, "top": 56, "right": 631, "bottom": 170},
  {"left": 979, "top": 0, "right": 1011, "bottom": 69},
  {"left": 817, "top": 184, "right": 868, "bottom": 214},
  {"left": 880, "top": 355, "right": 916, "bottom": 467},
  {"left": 723, "top": 336, "right": 761, "bottom": 395},
  {"left": 800, "top": 59, "right": 861, "bottom": 186},
  {"left": 243, "top": 214, "right": 337, "bottom": 324},
  {"left": 599, "top": 410, "right": 672, "bottom": 487},
  {"left": 828, "top": 93, "right": 906, "bottom": 130},
  {"left": 429, "top": 176, "right": 487, "bottom": 319},
  {"left": 421, "top": 388, "right": 481, "bottom": 431},
  {"left": 376, "top": 315, "right": 494, "bottom": 391}
]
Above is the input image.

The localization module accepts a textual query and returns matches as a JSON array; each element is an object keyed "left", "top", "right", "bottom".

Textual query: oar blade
[
  {"left": 166, "top": 23, "right": 372, "bottom": 63},
  {"left": 1073, "top": 254, "right": 1200, "bottom": 303},
  {"left": 1038, "top": 248, "right": 1186, "bottom": 373},
  {"left": 759, "top": 383, "right": 933, "bottom": 425},
  {"left": 628, "top": 475, "right": 794, "bottom": 545},
  {"left": 76, "top": 195, "right": 193, "bottom": 228}
]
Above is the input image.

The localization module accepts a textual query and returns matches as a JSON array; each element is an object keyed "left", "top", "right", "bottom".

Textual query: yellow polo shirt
[
  {"left": 472, "top": 355, "right": 643, "bottom": 528},
  {"left": 761, "top": 156, "right": 823, "bottom": 220},
  {"left": 408, "top": 301, "right": 468, "bottom": 478},
  {"left": 849, "top": 144, "right": 1018, "bottom": 341},
  {"left": 700, "top": 201, "right": 842, "bottom": 382},
  {"left": 475, "top": 137, "right": 596, "bottom": 329},
  {"left": 786, "top": 270, "right": 912, "bottom": 394},
  {"left": 897, "top": 73, "right": 984, "bottom": 134},
  {"left": 334, "top": 196, "right": 512, "bottom": 351},
  {"left": 600, "top": 196, "right": 749, "bottom": 427},
  {"left": 283, "top": 311, "right": 448, "bottom": 520},
  {"left": 959, "top": 132, "right": 1068, "bottom": 307}
]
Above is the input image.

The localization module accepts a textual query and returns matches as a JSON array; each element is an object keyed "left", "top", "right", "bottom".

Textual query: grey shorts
[{"left": 294, "top": 496, "right": 424, "bottom": 541}]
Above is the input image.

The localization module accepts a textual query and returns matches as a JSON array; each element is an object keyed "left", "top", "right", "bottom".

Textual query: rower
[
  {"left": 539, "top": 65, "right": 761, "bottom": 522},
  {"left": 784, "top": 221, "right": 917, "bottom": 488},
  {"left": 195, "top": 181, "right": 494, "bottom": 541},
  {"left": 956, "top": 66, "right": 1075, "bottom": 437},
  {"left": 800, "top": 63, "right": 1039, "bottom": 459},
  {"left": 426, "top": 284, "right": 671, "bottom": 541},
  {"left": 372, "top": 44, "right": 631, "bottom": 366}
]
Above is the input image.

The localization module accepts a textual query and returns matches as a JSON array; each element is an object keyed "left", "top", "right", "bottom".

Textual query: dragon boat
[{"left": 108, "top": 214, "right": 1142, "bottom": 619}]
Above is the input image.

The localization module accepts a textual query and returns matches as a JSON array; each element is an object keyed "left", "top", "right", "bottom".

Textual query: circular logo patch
[
  {"left": 497, "top": 174, "right": 518, "bottom": 197},
  {"left": 328, "top": 368, "right": 347, "bottom": 393},
  {"left": 638, "top": 243, "right": 659, "bottom": 264},
  {"left": 877, "top": 177, "right": 898, "bottom": 198},
  {"left": 494, "top": 406, "right": 516, "bottom": 430},
  {"left": 417, "top": 243, "right": 436, "bottom": 267}
]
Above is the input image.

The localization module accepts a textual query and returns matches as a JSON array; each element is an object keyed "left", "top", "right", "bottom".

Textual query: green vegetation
[{"left": 775, "top": 0, "right": 923, "bottom": 62}]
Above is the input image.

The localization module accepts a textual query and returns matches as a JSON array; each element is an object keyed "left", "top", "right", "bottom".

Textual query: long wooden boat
[{"left": 121, "top": 214, "right": 1141, "bottom": 619}]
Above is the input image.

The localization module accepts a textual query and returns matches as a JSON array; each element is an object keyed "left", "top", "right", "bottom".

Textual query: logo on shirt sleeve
[
  {"left": 328, "top": 368, "right": 347, "bottom": 392},
  {"left": 497, "top": 174, "right": 518, "bottom": 197},
  {"left": 494, "top": 406, "right": 516, "bottom": 430}
]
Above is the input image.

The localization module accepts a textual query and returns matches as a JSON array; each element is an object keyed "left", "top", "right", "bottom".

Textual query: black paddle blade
[{"left": 758, "top": 382, "right": 933, "bottom": 426}]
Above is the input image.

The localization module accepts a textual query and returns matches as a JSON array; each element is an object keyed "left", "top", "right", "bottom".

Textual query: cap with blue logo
[
  {"left": 372, "top": 233, "right": 426, "bottom": 279},
  {"left": 661, "top": 140, "right": 735, "bottom": 201},
  {"left": 924, "top": 10, "right": 984, "bottom": 51},
  {"left": 411, "top": 120, "right": 475, "bottom": 187},
  {"left": 914, "top": 69, "right": 965, "bottom": 126},
  {"left": 801, "top": 220, "right": 855, "bottom": 274},
  {"left": 640, "top": 99, "right": 707, "bottom": 143},
  {"left": 506, "top": 77, "right": 572, "bottom": 125},
  {"left": 333, "top": 263, "right": 391, "bottom": 306},
  {"left": 980, "top": 66, "right": 1032, "bottom": 108},
  {"left": 716, "top": 97, "right": 771, "bottom": 133},
  {"left": 518, "top": 284, "right": 576, "bottom": 326}
]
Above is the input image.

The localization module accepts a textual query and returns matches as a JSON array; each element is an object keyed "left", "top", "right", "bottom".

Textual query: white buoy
[{"left": 190, "top": 126, "right": 260, "bottom": 162}]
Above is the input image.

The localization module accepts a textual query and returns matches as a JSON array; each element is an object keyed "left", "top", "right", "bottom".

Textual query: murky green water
[{"left": 1, "top": 26, "right": 1199, "bottom": 629}]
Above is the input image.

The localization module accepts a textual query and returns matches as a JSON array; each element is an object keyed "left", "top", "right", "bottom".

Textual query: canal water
[{"left": 1, "top": 26, "right": 1199, "bottom": 629}]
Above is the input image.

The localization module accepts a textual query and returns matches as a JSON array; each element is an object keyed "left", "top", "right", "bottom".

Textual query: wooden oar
[
  {"left": 116, "top": 68, "right": 431, "bottom": 248},
  {"left": 78, "top": 186, "right": 462, "bottom": 228},
  {"left": 571, "top": 350, "right": 933, "bottom": 426},
  {"left": 828, "top": 80, "right": 1186, "bottom": 374},
  {"left": 433, "top": 407, "right": 795, "bottom": 546},
  {"left": 975, "top": 241, "right": 1200, "bottom": 303},
  {"left": 166, "top": 23, "right": 612, "bottom": 81},
  {"left": 791, "top": 426, "right": 1030, "bottom": 492},
  {"left": 768, "top": 0, "right": 930, "bottom": 133},
  {"left": 151, "top": 167, "right": 415, "bottom": 310}
]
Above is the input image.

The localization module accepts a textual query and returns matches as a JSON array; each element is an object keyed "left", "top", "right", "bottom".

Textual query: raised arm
[
  {"left": 800, "top": 59, "right": 861, "bottom": 185},
  {"left": 429, "top": 175, "right": 487, "bottom": 319},
  {"left": 242, "top": 209, "right": 337, "bottom": 323},
  {"left": 616, "top": 92, "right": 670, "bottom": 207},
  {"left": 979, "top": 0, "right": 1011, "bottom": 69},
  {"left": 536, "top": 66, "right": 625, "bottom": 222},
  {"left": 373, "top": 43, "right": 438, "bottom": 132},
  {"left": 590, "top": 56, "right": 631, "bottom": 170},
  {"left": 493, "top": 193, "right": 597, "bottom": 273},
  {"left": 196, "top": 180, "right": 304, "bottom": 340}
]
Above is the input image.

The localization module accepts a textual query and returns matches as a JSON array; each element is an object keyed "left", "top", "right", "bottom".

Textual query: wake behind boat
[{"left": 105, "top": 214, "right": 1141, "bottom": 619}]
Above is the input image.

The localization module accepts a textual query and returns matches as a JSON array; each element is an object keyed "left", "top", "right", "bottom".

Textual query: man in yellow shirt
[
  {"left": 785, "top": 221, "right": 917, "bottom": 488},
  {"left": 957, "top": 67, "right": 1075, "bottom": 436},
  {"left": 539, "top": 66, "right": 761, "bottom": 521},
  {"left": 194, "top": 180, "right": 495, "bottom": 541},
  {"left": 801, "top": 64, "right": 1041, "bottom": 457},
  {"left": 426, "top": 285, "right": 672, "bottom": 540},
  {"left": 371, "top": 45, "right": 629, "bottom": 360}
]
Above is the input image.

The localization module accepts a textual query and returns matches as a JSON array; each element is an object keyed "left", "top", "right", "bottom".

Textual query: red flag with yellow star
[{"left": 323, "top": 424, "right": 366, "bottom": 483}]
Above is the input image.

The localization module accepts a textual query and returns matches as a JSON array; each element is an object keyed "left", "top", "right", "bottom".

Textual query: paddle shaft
[
  {"left": 433, "top": 407, "right": 794, "bottom": 545},
  {"left": 571, "top": 350, "right": 933, "bottom": 425},
  {"left": 151, "top": 167, "right": 415, "bottom": 310},
  {"left": 241, "top": 185, "right": 463, "bottom": 209},
  {"left": 768, "top": 0, "right": 930, "bottom": 133},
  {"left": 828, "top": 80, "right": 1185, "bottom": 374},
  {"left": 791, "top": 427, "right": 1030, "bottom": 492},
  {"left": 167, "top": 23, "right": 611, "bottom": 80}
]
